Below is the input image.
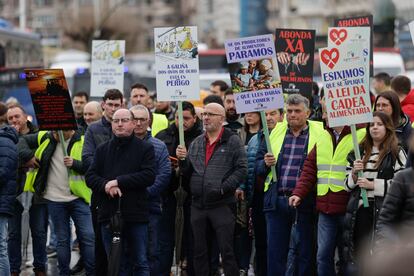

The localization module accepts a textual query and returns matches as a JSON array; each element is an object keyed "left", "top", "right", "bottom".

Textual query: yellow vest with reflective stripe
[
  {"left": 263, "top": 120, "right": 325, "bottom": 192},
  {"left": 68, "top": 136, "right": 91, "bottom": 204},
  {"left": 316, "top": 128, "right": 366, "bottom": 196},
  {"left": 24, "top": 134, "right": 91, "bottom": 204},
  {"left": 24, "top": 131, "right": 48, "bottom": 192},
  {"left": 151, "top": 113, "right": 168, "bottom": 137}
]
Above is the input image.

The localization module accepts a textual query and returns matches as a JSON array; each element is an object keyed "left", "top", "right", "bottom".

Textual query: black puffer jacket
[
  {"left": 376, "top": 168, "right": 414, "bottom": 243},
  {"left": 342, "top": 149, "right": 399, "bottom": 263},
  {"left": 0, "top": 126, "right": 18, "bottom": 216}
]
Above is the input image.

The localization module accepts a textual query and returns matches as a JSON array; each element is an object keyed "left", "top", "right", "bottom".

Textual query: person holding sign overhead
[
  {"left": 19, "top": 129, "right": 95, "bottom": 276},
  {"left": 257, "top": 94, "right": 324, "bottom": 276},
  {"left": 342, "top": 111, "right": 407, "bottom": 275}
]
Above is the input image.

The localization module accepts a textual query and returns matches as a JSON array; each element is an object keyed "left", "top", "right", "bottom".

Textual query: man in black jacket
[
  {"left": 155, "top": 101, "right": 203, "bottom": 275},
  {"left": 82, "top": 88, "right": 123, "bottom": 275},
  {"left": 86, "top": 108, "right": 155, "bottom": 275},
  {"left": 176, "top": 103, "right": 247, "bottom": 276}
]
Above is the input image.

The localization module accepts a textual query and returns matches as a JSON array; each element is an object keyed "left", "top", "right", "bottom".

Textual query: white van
[{"left": 373, "top": 50, "right": 406, "bottom": 77}]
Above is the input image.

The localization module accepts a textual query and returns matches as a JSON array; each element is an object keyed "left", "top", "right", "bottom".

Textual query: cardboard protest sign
[
  {"left": 25, "top": 69, "right": 77, "bottom": 130},
  {"left": 154, "top": 26, "right": 200, "bottom": 101},
  {"left": 224, "top": 34, "right": 283, "bottom": 114},
  {"left": 327, "top": 27, "right": 370, "bottom": 104},
  {"left": 334, "top": 15, "right": 373, "bottom": 76},
  {"left": 409, "top": 20, "right": 414, "bottom": 46},
  {"left": 90, "top": 40, "right": 125, "bottom": 97},
  {"left": 275, "top": 28, "right": 315, "bottom": 99},
  {"left": 319, "top": 46, "right": 372, "bottom": 127}
]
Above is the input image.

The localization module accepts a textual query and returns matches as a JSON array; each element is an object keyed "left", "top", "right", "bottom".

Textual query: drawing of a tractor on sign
[{"left": 45, "top": 76, "right": 69, "bottom": 97}]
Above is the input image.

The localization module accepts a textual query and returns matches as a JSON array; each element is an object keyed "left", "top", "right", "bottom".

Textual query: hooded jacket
[{"left": 0, "top": 126, "right": 18, "bottom": 216}]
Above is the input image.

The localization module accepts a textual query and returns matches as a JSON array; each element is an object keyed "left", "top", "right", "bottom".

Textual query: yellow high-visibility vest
[
  {"left": 24, "top": 133, "right": 91, "bottom": 204},
  {"left": 263, "top": 120, "right": 325, "bottom": 192},
  {"left": 316, "top": 128, "right": 366, "bottom": 196},
  {"left": 151, "top": 113, "right": 168, "bottom": 137}
]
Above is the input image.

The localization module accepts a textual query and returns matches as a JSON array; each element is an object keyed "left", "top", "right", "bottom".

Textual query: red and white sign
[{"left": 319, "top": 45, "right": 372, "bottom": 127}]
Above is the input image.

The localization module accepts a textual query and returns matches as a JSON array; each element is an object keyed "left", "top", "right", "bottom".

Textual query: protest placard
[
  {"left": 90, "top": 40, "right": 125, "bottom": 97},
  {"left": 154, "top": 26, "right": 200, "bottom": 102},
  {"left": 224, "top": 34, "right": 284, "bottom": 114},
  {"left": 25, "top": 69, "right": 77, "bottom": 130},
  {"left": 275, "top": 28, "right": 315, "bottom": 99},
  {"left": 409, "top": 20, "right": 414, "bottom": 46},
  {"left": 319, "top": 45, "right": 372, "bottom": 128},
  {"left": 334, "top": 15, "right": 373, "bottom": 76}
]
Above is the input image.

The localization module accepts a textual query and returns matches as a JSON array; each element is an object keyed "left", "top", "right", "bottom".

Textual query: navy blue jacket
[
  {"left": 82, "top": 116, "right": 112, "bottom": 170},
  {"left": 0, "top": 126, "right": 18, "bottom": 216},
  {"left": 143, "top": 134, "right": 171, "bottom": 214},
  {"left": 86, "top": 134, "right": 156, "bottom": 223}
]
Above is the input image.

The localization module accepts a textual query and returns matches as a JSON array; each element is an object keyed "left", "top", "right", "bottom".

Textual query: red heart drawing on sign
[
  {"left": 329, "top": 29, "right": 347, "bottom": 46},
  {"left": 321, "top": 48, "right": 340, "bottom": 69}
]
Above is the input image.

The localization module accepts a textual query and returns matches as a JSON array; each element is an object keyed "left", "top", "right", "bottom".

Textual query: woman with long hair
[
  {"left": 342, "top": 111, "right": 407, "bottom": 274},
  {"left": 374, "top": 90, "right": 412, "bottom": 152}
]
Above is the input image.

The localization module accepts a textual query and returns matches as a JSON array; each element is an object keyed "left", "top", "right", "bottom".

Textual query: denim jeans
[
  {"left": 8, "top": 199, "right": 23, "bottom": 273},
  {"left": 101, "top": 221, "right": 149, "bottom": 276},
  {"left": 148, "top": 213, "right": 161, "bottom": 276},
  {"left": 265, "top": 196, "right": 314, "bottom": 276},
  {"left": 48, "top": 199, "right": 95, "bottom": 276},
  {"left": 48, "top": 216, "right": 57, "bottom": 249},
  {"left": 317, "top": 213, "right": 345, "bottom": 276},
  {"left": 0, "top": 216, "right": 10, "bottom": 275}
]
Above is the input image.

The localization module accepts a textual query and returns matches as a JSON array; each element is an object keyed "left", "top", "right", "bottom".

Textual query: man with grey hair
[
  {"left": 129, "top": 104, "right": 170, "bottom": 276},
  {"left": 256, "top": 94, "right": 325, "bottom": 275},
  {"left": 83, "top": 101, "right": 103, "bottom": 126}
]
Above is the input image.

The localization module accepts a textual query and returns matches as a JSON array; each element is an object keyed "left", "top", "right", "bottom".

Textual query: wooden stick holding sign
[
  {"left": 260, "top": 111, "right": 277, "bottom": 182},
  {"left": 177, "top": 102, "right": 185, "bottom": 148},
  {"left": 350, "top": 124, "right": 369, "bottom": 207}
]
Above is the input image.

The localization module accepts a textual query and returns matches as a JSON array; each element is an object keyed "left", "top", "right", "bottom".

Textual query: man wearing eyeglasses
[
  {"left": 86, "top": 108, "right": 156, "bottom": 275},
  {"left": 176, "top": 103, "right": 247, "bottom": 276},
  {"left": 130, "top": 105, "right": 170, "bottom": 276},
  {"left": 82, "top": 88, "right": 123, "bottom": 275}
]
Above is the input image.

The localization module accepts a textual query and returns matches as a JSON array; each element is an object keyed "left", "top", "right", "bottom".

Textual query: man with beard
[
  {"left": 223, "top": 90, "right": 244, "bottom": 133},
  {"left": 155, "top": 101, "right": 203, "bottom": 276}
]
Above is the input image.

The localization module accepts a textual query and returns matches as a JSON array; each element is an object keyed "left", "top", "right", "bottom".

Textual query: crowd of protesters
[{"left": 1, "top": 72, "right": 414, "bottom": 276}]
